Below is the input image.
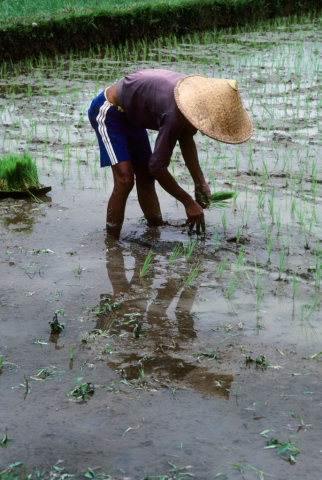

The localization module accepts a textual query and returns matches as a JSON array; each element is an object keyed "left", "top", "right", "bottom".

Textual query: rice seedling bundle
[
  {"left": 208, "top": 191, "right": 236, "bottom": 209},
  {"left": 0, "top": 153, "right": 40, "bottom": 191}
]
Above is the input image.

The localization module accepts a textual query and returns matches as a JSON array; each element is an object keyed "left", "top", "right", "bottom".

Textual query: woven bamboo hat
[{"left": 174, "top": 74, "right": 253, "bottom": 144}]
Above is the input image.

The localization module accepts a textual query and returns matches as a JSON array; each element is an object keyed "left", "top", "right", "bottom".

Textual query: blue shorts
[{"left": 88, "top": 91, "right": 152, "bottom": 168}]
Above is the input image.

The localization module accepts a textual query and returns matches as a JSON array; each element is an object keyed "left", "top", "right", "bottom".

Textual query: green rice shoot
[
  {"left": 208, "top": 191, "right": 236, "bottom": 209},
  {"left": 0, "top": 153, "right": 40, "bottom": 191}
]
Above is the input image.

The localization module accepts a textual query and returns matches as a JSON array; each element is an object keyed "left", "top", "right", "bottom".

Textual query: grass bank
[{"left": 0, "top": 0, "right": 320, "bottom": 60}]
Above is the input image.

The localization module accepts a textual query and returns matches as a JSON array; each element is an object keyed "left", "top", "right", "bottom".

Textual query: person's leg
[
  {"left": 106, "top": 161, "right": 134, "bottom": 239},
  {"left": 128, "top": 129, "right": 163, "bottom": 226},
  {"left": 132, "top": 164, "right": 163, "bottom": 226}
]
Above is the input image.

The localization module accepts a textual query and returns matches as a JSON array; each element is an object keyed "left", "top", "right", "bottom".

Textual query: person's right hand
[{"left": 184, "top": 197, "right": 205, "bottom": 235}]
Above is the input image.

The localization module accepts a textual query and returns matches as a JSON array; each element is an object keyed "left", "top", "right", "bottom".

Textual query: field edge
[{"left": 0, "top": 0, "right": 321, "bottom": 61}]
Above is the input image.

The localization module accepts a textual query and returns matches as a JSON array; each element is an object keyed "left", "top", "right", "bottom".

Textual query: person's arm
[
  {"left": 149, "top": 168, "right": 205, "bottom": 234},
  {"left": 179, "top": 133, "right": 211, "bottom": 208}
]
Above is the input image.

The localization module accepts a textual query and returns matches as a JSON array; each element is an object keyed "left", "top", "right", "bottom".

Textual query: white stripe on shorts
[{"left": 96, "top": 101, "right": 118, "bottom": 166}]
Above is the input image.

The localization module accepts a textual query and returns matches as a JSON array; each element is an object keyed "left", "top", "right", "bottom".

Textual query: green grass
[
  {"left": 0, "top": 0, "right": 176, "bottom": 27},
  {"left": 0, "top": 153, "right": 40, "bottom": 191},
  {"left": 0, "top": 0, "right": 318, "bottom": 60},
  {"left": 0, "top": 0, "right": 317, "bottom": 28}
]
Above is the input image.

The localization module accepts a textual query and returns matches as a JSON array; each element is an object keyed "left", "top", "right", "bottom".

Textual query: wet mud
[{"left": 1, "top": 14, "right": 322, "bottom": 480}]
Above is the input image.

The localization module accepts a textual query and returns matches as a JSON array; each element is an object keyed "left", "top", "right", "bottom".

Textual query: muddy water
[{"left": 1, "top": 14, "right": 322, "bottom": 480}]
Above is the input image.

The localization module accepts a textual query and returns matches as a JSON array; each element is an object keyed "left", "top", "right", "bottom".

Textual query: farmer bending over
[{"left": 88, "top": 69, "right": 253, "bottom": 239}]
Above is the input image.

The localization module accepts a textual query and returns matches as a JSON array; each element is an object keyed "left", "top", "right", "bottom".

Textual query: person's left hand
[{"left": 195, "top": 183, "right": 211, "bottom": 209}]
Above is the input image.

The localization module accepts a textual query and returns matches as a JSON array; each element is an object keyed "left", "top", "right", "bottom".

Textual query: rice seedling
[
  {"left": 0, "top": 153, "right": 40, "bottom": 191},
  {"left": 301, "top": 295, "right": 320, "bottom": 323},
  {"left": 185, "top": 262, "right": 202, "bottom": 288},
  {"left": 184, "top": 238, "right": 196, "bottom": 261},
  {"left": 314, "top": 250, "right": 322, "bottom": 289},
  {"left": 258, "top": 188, "right": 265, "bottom": 210},
  {"left": 278, "top": 250, "right": 286, "bottom": 280},
  {"left": 140, "top": 250, "right": 154, "bottom": 277},
  {"left": 275, "top": 207, "right": 282, "bottom": 235},
  {"left": 292, "top": 269, "right": 298, "bottom": 300},
  {"left": 235, "top": 247, "right": 245, "bottom": 272},
  {"left": 214, "top": 226, "right": 219, "bottom": 250},
  {"left": 217, "top": 255, "right": 229, "bottom": 278},
  {"left": 255, "top": 275, "right": 267, "bottom": 310},
  {"left": 236, "top": 225, "right": 241, "bottom": 244},
  {"left": 291, "top": 197, "right": 297, "bottom": 215},
  {"left": 168, "top": 243, "right": 183, "bottom": 266},
  {"left": 221, "top": 211, "right": 227, "bottom": 235},
  {"left": 259, "top": 215, "right": 268, "bottom": 238},
  {"left": 267, "top": 236, "right": 274, "bottom": 263},
  {"left": 137, "top": 364, "right": 146, "bottom": 385},
  {"left": 244, "top": 180, "right": 249, "bottom": 203},
  {"left": 225, "top": 274, "right": 242, "bottom": 299},
  {"left": 268, "top": 186, "right": 275, "bottom": 223},
  {"left": 303, "top": 212, "right": 315, "bottom": 250}
]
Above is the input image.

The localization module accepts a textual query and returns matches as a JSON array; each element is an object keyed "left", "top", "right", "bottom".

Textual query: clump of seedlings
[
  {"left": 68, "top": 377, "right": 94, "bottom": 402},
  {"left": 0, "top": 153, "right": 40, "bottom": 191}
]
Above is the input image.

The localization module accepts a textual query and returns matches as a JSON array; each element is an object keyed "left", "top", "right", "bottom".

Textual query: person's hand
[
  {"left": 184, "top": 197, "right": 205, "bottom": 235},
  {"left": 195, "top": 183, "right": 211, "bottom": 209}
]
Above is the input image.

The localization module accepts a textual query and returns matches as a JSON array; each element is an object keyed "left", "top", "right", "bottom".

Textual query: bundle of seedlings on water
[
  {"left": 0, "top": 153, "right": 40, "bottom": 191},
  {"left": 206, "top": 191, "right": 236, "bottom": 209}
]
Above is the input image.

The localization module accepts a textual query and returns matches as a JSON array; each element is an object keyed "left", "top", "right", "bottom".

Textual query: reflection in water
[
  {"left": 0, "top": 198, "right": 50, "bottom": 233},
  {"left": 91, "top": 236, "right": 234, "bottom": 400},
  {"left": 1, "top": 208, "right": 36, "bottom": 233},
  {"left": 48, "top": 333, "right": 65, "bottom": 350}
]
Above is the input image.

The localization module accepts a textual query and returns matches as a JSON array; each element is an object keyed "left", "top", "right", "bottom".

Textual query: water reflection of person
[
  {"left": 98, "top": 235, "right": 234, "bottom": 400},
  {"left": 99, "top": 234, "right": 197, "bottom": 339}
]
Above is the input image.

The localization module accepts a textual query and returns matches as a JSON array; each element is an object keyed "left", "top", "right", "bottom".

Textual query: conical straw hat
[{"left": 174, "top": 75, "right": 253, "bottom": 144}]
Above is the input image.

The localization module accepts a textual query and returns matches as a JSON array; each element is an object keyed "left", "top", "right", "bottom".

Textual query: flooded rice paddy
[{"left": 1, "top": 13, "right": 322, "bottom": 480}]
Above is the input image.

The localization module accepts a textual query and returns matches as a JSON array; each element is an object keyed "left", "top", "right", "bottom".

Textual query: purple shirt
[{"left": 117, "top": 69, "right": 197, "bottom": 172}]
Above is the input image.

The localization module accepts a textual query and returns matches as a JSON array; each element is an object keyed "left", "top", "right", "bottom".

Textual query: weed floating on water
[
  {"left": 68, "top": 377, "right": 94, "bottom": 402},
  {"left": 49, "top": 312, "right": 65, "bottom": 334}
]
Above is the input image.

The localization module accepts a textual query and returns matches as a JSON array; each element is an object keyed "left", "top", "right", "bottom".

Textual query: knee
[
  {"left": 115, "top": 173, "right": 134, "bottom": 194},
  {"left": 135, "top": 170, "right": 154, "bottom": 186}
]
